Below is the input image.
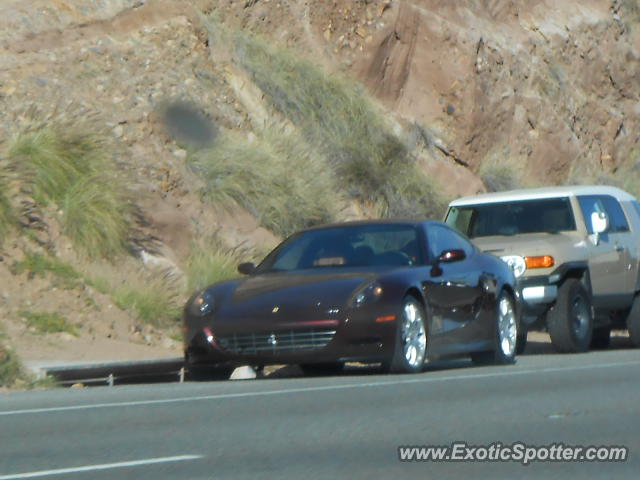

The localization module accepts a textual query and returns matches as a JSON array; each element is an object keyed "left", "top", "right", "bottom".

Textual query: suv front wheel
[{"left": 547, "top": 278, "right": 593, "bottom": 353}]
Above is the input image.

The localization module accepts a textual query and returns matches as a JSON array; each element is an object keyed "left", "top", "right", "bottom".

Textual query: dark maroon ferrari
[{"left": 184, "top": 220, "right": 520, "bottom": 377}]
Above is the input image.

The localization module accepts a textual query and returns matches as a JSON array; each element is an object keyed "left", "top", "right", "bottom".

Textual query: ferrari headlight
[
  {"left": 353, "top": 282, "right": 384, "bottom": 308},
  {"left": 188, "top": 289, "right": 215, "bottom": 317},
  {"left": 500, "top": 255, "right": 526, "bottom": 278}
]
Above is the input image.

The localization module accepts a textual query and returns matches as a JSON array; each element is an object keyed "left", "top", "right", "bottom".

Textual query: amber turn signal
[{"left": 524, "top": 255, "right": 554, "bottom": 269}]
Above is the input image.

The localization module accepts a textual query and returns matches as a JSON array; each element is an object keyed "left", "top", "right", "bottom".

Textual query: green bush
[
  {"left": 20, "top": 311, "right": 77, "bottom": 336},
  {"left": 234, "top": 34, "right": 435, "bottom": 212},
  {"left": 0, "top": 159, "right": 16, "bottom": 239},
  {"left": 109, "top": 275, "right": 181, "bottom": 327},
  {"left": 480, "top": 164, "right": 521, "bottom": 193},
  {"left": 186, "top": 239, "right": 243, "bottom": 292},
  {"left": 190, "top": 127, "right": 338, "bottom": 237},
  {"left": 0, "top": 182, "right": 13, "bottom": 239},
  {"left": 9, "top": 123, "right": 130, "bottom": 258},
  {"left": 0, "top": 345, "right": 24, "bottom": 388},
  {"left": 478, "top": 154, "right": 523, "bottom": 193},
  {"left": 13, "top": 251, "right": 82, "bottom": 289},
  {"left": 60, "top": 177, "right": 129, "bottom": 259},
  {"left": 199, "top": 25, "right": 447, "bottom": 222}
]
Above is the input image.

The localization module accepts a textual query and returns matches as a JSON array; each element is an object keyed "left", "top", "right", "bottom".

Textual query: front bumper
[
  {"left": 516, "top": 275, "right": 558, "bottom": 327},
  {"left": 184, "top": 307, "right": 398, "bottom": 367}
]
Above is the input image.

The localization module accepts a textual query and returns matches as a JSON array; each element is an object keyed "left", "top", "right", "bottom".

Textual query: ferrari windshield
[
  {"left": 257, "top": 224, "right": 424, "bottom": 272},
  {"left": 446, "top": 197, "right": 576, "bottom": 238}
]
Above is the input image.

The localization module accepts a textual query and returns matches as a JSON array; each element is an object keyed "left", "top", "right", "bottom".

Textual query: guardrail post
[{"left": 107, "top": 373, "right": 114, "bottom": 387}]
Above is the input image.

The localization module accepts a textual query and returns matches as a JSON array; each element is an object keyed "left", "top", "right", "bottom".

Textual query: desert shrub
[
  {"left": 568, "top": 149, "right": 640, "bottom": 198},
  {"left": 60, "top": 177, "right": 129, "bottom": 260},
  {"left": 9, "top": 122, "right": 130, "bottom": 258},
  {"left": 234, "top": 35, "right": 423, "bottom": 207},
  {"left": 199, "top": 24, "right": 446, "bottom": 221},
  {"left": 190, "top": 126, "right": 338, "bottom": 237},
  {"left": 382, "top": 167, "right": 448, "bottom": 219},
  {"left": 0, "top": 180, "right": 13, "bottom": 239},
  {"left": 111, "top": 284, "right": 180, "bottom": 327},
  {"left": 186, "top": 239, "right": 244, "bottom": 292},
  {"left": 0, "top": 344, "right": 24, "bottom": 388},
  {"left": 479, "top": 154, "right": 523, "bottom": 193},
  {"left": 13, "top": 251, "right": 82, "bottom": 289},
  {"left": 20, "top": 311, "right": 77, "bottom": 336}
]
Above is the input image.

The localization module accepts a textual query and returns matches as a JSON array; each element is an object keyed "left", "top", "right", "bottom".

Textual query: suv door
[
  {"left": 577, "top": 195, "right": 635, "bottom": 308},
  {"left": 601, "top": 196, "right": 637, "bottom": 301}
]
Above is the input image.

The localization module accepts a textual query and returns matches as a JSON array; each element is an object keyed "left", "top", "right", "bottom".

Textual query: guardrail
[{"left": 26, "top": 358, "right": 186, "bottom": 386}]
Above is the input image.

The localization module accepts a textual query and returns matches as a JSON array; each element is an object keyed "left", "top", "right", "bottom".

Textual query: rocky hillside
[{"left": 0, "top": 0, "right": 638, "bottom": 385}]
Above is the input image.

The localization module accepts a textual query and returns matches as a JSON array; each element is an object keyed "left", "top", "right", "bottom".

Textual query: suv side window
[
  {"left": 601, "top": 196, "right": 630, "bottom": 232},
  {"left": 578, "top": 195, "right": 630, "bottom": 233},
  {"left": 427, "top": 225, "right": 474, "bottom": 260}
]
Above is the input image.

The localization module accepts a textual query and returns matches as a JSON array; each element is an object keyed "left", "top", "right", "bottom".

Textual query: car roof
[
  {"left": 300, "top": 218, "right": 440, "bottom": 232},
  {"left": 449, "top": 185, "right": 637, "bottom": 207}
]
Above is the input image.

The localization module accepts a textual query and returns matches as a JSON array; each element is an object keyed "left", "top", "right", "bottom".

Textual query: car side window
[
  {"left": 577, "top": 196, "right": 608, "bottom": 234},
  {"left": 578, "top": 195, "right": 630, "bottom": 233},
  {"left": 601, "top": 196, "right": 630, "bottom": 232},
  {"left": 427, "top": 225, "right": 474, "bottom": 261}
]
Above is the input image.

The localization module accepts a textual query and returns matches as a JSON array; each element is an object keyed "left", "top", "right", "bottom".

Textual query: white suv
[{"left": 445, "top": 185, "right": 640, "bottom": 353}]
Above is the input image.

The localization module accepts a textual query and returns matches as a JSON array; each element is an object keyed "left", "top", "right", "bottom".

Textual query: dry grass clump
[{"left": 8, "top": 113, "right": 130, "bottom": 259}]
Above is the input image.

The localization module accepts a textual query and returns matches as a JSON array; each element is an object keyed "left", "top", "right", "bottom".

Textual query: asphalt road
[{"left": 1, "top": 349, "right": 639, "bottom": 479}]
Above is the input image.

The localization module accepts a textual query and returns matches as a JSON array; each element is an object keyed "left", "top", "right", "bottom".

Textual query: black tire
[
  {"left": 547, "top": 278, "right": 593, "bottom": 353},
  {"left": 471, "top": 291, "right": 517, "bottom": 366},
  {"left": 187, "top": 365, "right": 233, "bottom": 381},
  {"left": 516, "top": 331, "right": 528, "bottom": 355},
  {"left": 590, "top": 327, "right": 611, "bottom": 350},
  {"left": 384, "top": 295, "right": 428, "bottom": 374},
  {"left": 626, "top": 295, "right": 640, "bottom": 347},
  {"left": 300, "top": 362, "right": 344, "bottom": 376}
]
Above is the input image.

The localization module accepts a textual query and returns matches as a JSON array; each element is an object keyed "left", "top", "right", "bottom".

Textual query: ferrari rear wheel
[
  {"left": 471, "top": 290, "right": 517, "bottom": 365},
  {"left": 385, "top": 295, "right": 427, "bottom": 374}
]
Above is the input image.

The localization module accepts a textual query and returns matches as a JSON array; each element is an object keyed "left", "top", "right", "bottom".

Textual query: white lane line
[
  {"left": 1, "top": 359, "right": 639, "bottom": 417},
  {"left": 0, "top": 455, "right": 202, "bottom": 479}
]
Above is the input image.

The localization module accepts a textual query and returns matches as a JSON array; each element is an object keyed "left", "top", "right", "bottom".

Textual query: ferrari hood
[{"left": 218, "top": 270, "right": 377, "bottom": 320}]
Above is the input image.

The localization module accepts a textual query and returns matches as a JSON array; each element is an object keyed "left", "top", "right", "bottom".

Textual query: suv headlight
[
  {"left": 501, "top": 255, "right": 526, "bottom": 278},
  {"left": 188, "top": 289, "right": 216, "bottom": 317}
]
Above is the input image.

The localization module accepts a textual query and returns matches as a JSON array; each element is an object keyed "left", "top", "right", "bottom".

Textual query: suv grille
[{"left": 217, "top": 328, "right": 336, "bottom": 355}]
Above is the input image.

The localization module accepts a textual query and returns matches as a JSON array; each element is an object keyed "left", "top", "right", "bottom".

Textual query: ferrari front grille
[{"left": 217, "top": 328, "right": 336, "bottom": 355}]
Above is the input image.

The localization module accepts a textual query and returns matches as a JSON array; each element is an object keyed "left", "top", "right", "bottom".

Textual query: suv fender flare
[{"left": 552, "top": 262, "right": 591, "bottom": 295}]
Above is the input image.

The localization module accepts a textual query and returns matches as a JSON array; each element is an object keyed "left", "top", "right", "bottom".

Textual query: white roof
[{"left": 449, "top": 185, "right": 637, "bottom": 207}]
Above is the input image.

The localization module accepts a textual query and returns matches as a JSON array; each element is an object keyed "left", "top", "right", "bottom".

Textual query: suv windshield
[
  {"left": 446, "top": 197, "right": 576, "bottom": 238},
  {"left": 256, "top": 224, "right": 423, "bottom": 273}
]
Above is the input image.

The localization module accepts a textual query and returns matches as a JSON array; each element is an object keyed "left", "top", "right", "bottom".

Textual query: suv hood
[{"left": 471, "top": 232, "right": 586, "bottom": 258}]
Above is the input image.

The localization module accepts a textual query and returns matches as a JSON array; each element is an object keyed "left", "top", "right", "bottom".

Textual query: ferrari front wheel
[{"left": 384, "top": 295, "right": 427, "bottom": 374}]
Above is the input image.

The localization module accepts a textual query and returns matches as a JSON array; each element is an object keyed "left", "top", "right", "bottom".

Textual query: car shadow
[
  {"left": 259, "top": 357, "right": 474, "bottom": 380},
  {"left": 231, "top": 331, "right": 638, "bottom": 381},
  {"left": 521, "top": 330, "right": 635, "bottom": 355}
]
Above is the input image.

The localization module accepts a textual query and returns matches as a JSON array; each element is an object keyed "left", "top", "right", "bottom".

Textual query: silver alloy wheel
[
  {"left": 401, "top": 300, "right": 427, "bottom": 368},
  {"left": 571, "top": 295, "right": 590, "bottom": 339},
  {"left": 498, "top": 295, "right": 517, "bottom": 357}
]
